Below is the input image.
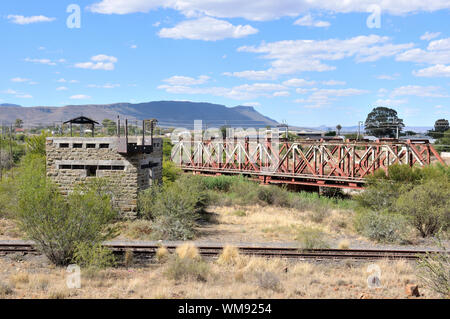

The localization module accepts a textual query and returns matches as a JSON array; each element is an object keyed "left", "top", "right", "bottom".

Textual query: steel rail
[{"left": 0, "top": 242, "right": 446, "bottom": 261}]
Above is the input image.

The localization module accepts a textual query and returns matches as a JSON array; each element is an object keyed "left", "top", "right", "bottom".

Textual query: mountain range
[{"left": 0, "top": 101, "right": 278, "bottom": 129}]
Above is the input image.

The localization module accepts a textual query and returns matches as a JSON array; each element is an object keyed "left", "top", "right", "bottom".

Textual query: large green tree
[
  {"left": 365, "top": 107, "right": 404, "bottom": 138},
  {"left": 434, "top": 119, "right": 449, "bottom": 132}
]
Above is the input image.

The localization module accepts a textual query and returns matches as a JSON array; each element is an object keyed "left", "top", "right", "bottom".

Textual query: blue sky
[{"left": 1, "top": 0, "right": 449, "bottom": 127}]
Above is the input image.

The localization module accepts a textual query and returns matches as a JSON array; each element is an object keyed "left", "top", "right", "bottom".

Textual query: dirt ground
[{"left": 0, "top": 250, "right": 439, "bottom": 299}]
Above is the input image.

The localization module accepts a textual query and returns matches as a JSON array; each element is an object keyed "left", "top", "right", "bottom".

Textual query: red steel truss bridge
[{"left": 171, "top": 138, "right": 445, "bottom": 189}]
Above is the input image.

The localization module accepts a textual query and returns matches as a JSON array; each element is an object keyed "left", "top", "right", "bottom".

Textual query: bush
[
  {"left": 162, "top": 160, "right": 181, "bottom": 184},
  {"left": 73, "top": 242, "right": 116, "bottom": 269},
  {"left": 199, "top": 175, "right": 235, "bottom": 192},
  {"left": 255, "top": 272, "right": 282, "bottom": 292},
  {"left": 257, "top": 185, "right": 290, "bottom": 207},
  {"left": 417, "top": 238, "right": 450, "bottom": 298},
  {"left": 15, "top": 160, "right": 118, "bottom": 265},
  {"left": 139, "top": 177, "right": 208, "bottom": 240},
  {"left": 296, "top": 227, "right": 330, "bottom": 249},
  {"left": 395, "top": 179, "right": 449, "bottom": 237},
  {"left": 308, "top": 206, "right": 330, "bottom": 223},
  {"left": 354, "top": 210, "right": 408, "bottom": 243},
  {"left": 165, "top": 255, "right": 209, "bottom": 281}
]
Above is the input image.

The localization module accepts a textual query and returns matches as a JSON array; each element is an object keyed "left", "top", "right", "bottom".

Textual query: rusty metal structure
[{"left": 171, "top": 137, "right": 445, "bottom": 189}]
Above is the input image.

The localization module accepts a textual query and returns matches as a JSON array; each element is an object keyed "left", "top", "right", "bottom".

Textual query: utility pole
[{"left": 357, "top": 121, "right": 364, "bottom": 140}]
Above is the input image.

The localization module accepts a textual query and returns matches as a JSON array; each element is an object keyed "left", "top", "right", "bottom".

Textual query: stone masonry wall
[{"left": 46, "top": 136, "right": 162, "bottom": 218}]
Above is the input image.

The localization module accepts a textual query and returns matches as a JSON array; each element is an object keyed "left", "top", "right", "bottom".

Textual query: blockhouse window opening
[
  {"left": 86, "top": 143, "right": 96, "bottom": 149},
  {"left": 60, "top": 165, "right": 71, "bottom": 169},
  {"left": 98, "top": 165, "right": 112, "bottom": 170},
  {"left": 87, "top": 166, "right": 97, "bottom": 177},
  {"left": 73, "top": 143, "right": 83, "bottom": 148},
  {"left": 72, "top": 165, "right": 85, "bottom": 170},
  {"left": 60, "top": 143, "right": 69, "bottom": 148},
  {"left": 99, "top": 143, "right": 109, "bottom": 149},
  {"left": 112, "top": 165, "right": 125, "bottom": 171}
]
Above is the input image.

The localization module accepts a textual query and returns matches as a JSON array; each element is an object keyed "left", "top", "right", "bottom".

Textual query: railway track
[{"left": 0, "top": 242, "right": 445, "bottom": 261}]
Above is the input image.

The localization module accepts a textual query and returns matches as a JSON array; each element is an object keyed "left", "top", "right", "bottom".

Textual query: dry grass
[
  {"left": 338, "top": 240, "right": 350, "bottom": 249},
  {"left": 175, "top": 243, "right": 199, "bottom": 260},
  {"left": 0, "top": 256, "right": 440, "bottom": 299},
  {"left": 198, "top": 205, "right": 355, "bottom": 244},
  {"left": 0, "top": 218, "right": 22, "bottom": 240},
  {"left": 155, "top": 246, "right": 170, "bottom": 263},
  {"left": 217, "top": 246, "right": 241, "bottom": 265}
]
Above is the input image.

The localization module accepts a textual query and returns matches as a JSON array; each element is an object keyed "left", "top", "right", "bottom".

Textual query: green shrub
[
  {"left": 308, "top": 206, "right": 330, "bottom": 223},
  {"left": 354, "top": 210, "right": 408, "bottom": 243},
  {"left": 296, "top": 227, "right": 330, "bottom": 249},
  {"left": 73, "top": 242, "right": 116, "bottom": 269},
  {"left": 395, "top": 179, "right": 449, "bottom": 237},
  {"left": 257, "top": 185, "right": 290, "bottom": 207},
  {"left": 15, "top": 160, "right": 118, "bottom": 265},
  {"left": 199, "top": 175, "right": 235, "bottom": 192},
  {"left": 417, "top": 238, "right": 450, "bottom": 298},
  {"left": 165, "top": 255, "right": 209, "bottom": 281},
  {"left": 139, "top": 177, "right": 208, "bottom": 240},
  {"left": 162, "top": 160, "right": 181, "bottom": 184},
  {"left": 25, "top": 131, "right": 49, "bottom": 156}
]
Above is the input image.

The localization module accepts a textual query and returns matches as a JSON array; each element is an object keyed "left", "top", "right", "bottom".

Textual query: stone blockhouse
[{"left": 46, "top": 136, "right": 163, "bottom": 218}]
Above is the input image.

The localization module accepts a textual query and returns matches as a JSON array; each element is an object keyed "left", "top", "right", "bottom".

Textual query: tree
[
  {"left": 14, "top": 119, "right": 23, "bottom": 129},
  {"left": 434, "top": 119, "right": 449, "bottom": 132},
  {"left": 365, "top": 107, "right": 404, "bottom": 138},
  {"left": 336, "top": 124, "right": 342, "bottom": 135},
  {"left": 435, "top": 129, "right": 450, "bottom": 152},
  {"left": 102, "top": 118, "right": 116, "bottom": 136}
]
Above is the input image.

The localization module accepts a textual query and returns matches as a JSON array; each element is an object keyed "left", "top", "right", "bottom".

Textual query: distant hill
[{"left": 0, "top": 101, "right": 279, "bottom": 128}]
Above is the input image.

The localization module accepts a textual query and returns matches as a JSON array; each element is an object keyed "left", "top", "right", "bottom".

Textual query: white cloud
[
  {"left": 56, "top": 86, "right": 68, "bottom": 91},
  {"left": 2, "top": 89, "right": 18, "bottom": 94},
  {"left": 391, "top": 85, "right": 448, "bottom": 98},
  {"left": 11, "top": 77, "right": 30, "bottom": 83},
  {"left": 158, "top": 82, "right": 287, "bottom": 100},
  {"left": 228, "top": 35, "right": 413, "bottom": 80},
  {"left": 375, "top": 73, "right": 400, "bottom": 80},
  {"left": 88, "top": 0, "right": 450, "bottom": 20},
  {"left": 2, "top": 88, "right": 33, "bottom": 99},
  {"left": 130, "top": 44, "right": 137, "bottom": 49},
  {"left": 273, "top": 91, "right": 290, "bottom": 97},
  {"left": 163, "top": 75, "right": 210, "bottom": 85},
  {"left": 158, "top": 17, "right": 258, "bottom": 41},
  {"left": 374, "top": 98, "right": 408, "bottom": 106},
  {"left": 87, "top": 83, "right": 121, "bottom": 88},
  {"left": 322, "top": 80, "right": 346, "bottom": 85},
  {"left": 294, "top": 88, "right": 368, "bottom": 108},
  {"left": 16, "top": 94, "right": 32, "bottom": 99},
  {"left": 242, "top": 102, "right": 261, "bottom": 107},
  {"left": 397, "top": 38, "right": 450, "bottom": 65},
  {"left": 24, "top": 57, "right": 57, "bottom": 65},
  {"left": 7, "top": 15, "right": 55, "bottom": 25},
  {"left": 74, "top": 54, "right": 118, "bottom": 70},
  {"left": 70, "top": 95, "right": 91, "bottom": 100},
  {"left": 57, "top": 78, "right": 67, "bottom": 83},
  {"left": 282, "top": 78, "right": 316, "bottom": 87},
  {"left": 413, "top": 64, "right": 450, "bottom": 77},
  {"left": 294, "top": 14, "right": 330, "bottom": 27},
  {"left": 420, "top": 31, "right": 441, "bottom": 41}
]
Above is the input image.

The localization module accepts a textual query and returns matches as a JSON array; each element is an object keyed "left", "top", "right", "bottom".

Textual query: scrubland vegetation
[
  {"left": 0, "top": 243, "right": 444, "bottom": 299},
  {"left": 0, "top": 135, "right": 449, "bottom": 298}
]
